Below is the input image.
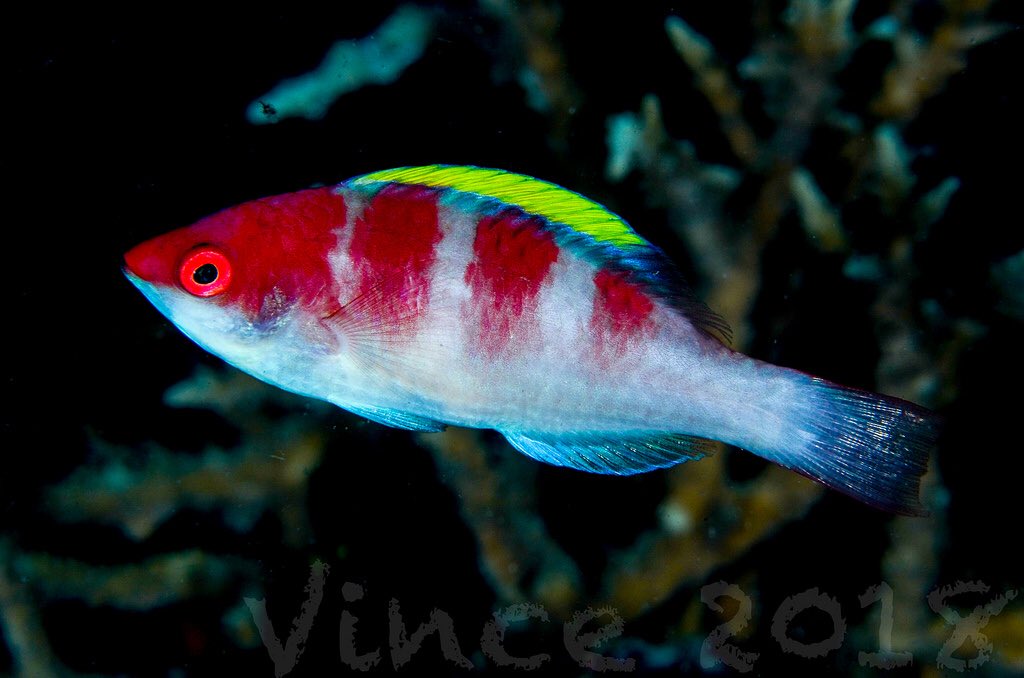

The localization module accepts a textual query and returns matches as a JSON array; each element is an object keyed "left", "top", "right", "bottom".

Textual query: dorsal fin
[
  {"left": 349, "top": 165, "right": 732, "bottom": 343},
  {"left": 353, "top": 165, "right": 645, "bottom": 247}
]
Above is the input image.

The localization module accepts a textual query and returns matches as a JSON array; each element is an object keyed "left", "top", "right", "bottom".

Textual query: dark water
[{"left": 5, "top": 2, "right": 1023, "bottom": 675}]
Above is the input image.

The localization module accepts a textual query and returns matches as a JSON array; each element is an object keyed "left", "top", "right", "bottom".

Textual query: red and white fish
[{"left": 124, "top": 165, "right": 937, "bottom": 515}]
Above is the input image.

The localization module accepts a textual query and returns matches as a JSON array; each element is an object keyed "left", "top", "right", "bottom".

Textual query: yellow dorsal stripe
[{"left": 352, "top": 165, "right": 646, "bottom": 247}]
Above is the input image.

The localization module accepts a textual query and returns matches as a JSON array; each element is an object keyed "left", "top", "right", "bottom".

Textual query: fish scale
[{"left": 124, "top": 165, "right": 938, "bottom": 515}]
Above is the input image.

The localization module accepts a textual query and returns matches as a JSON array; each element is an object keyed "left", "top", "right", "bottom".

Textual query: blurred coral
[
  {"left": 993, "top": 249, "right": 1024, "bottom": 319},
  {"left": 46, "top": 367, "right": 327, "bottom": 545},
  {"left": 2, "top": 367, "right": 327, "bottom": 675},
  {"left": 245, "top": 5, "right": 435, "bottom": 124}
]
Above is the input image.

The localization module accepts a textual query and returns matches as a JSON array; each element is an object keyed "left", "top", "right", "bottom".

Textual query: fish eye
[{"left": 179, "top": 246, "right": 232, "bottom": 297}]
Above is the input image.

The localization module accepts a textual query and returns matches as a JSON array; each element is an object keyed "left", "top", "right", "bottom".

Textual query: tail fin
[{"left": 765, "top": 377, "right": 938, "bottom": 516}]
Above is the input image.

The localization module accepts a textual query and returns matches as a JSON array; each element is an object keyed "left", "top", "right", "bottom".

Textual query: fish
[{"left": 124, "top": 165, "right": 937, "bottom": 515}]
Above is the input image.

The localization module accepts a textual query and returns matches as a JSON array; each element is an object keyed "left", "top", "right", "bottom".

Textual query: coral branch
[
  {"left": 600, "top": 455, "right": 822, "bottom": 618},
  {"left": 417, "top": 429, "right": 583, "bottom": 618},
  {"left": 246, "top": 5, "right": 434, "bottom": 124},
  {"left": 47, "top": 367, "right": 328, "bottom": 545},
  {"left": 0, "top": 540, "right": 66, "bottom": 678}
]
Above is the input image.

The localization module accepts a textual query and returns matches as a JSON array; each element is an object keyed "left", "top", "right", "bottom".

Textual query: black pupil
[{"left": 193, "top": 263, "right": 219, "bottom": 285}]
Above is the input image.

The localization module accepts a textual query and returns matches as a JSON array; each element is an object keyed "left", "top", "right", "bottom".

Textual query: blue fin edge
[
  {"left": 500, "top": 429, "right": 715, "bottom": 475},
  {"left": 345, "top": 404, "right": 447, "bottom": 432}
]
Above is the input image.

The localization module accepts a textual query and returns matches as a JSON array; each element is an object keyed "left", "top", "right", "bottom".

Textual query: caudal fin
[{"left": 764, "top": 377, "right": 938, "bottom": 516}]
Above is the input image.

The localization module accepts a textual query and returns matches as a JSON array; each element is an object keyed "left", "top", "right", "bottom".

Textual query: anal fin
[{"left": 500, "top": 429, "right": 714, "bottom": 475}]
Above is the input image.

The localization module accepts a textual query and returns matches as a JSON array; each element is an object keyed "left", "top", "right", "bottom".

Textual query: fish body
[{"left": 125, "top": 166, "right": 936, "bottom": 514}]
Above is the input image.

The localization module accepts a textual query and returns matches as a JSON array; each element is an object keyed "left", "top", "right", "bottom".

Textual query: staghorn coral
[
  {"left": 245, "top": 5, "right": 435, "bottom": 124},
  {"left": 384, "top": 0, "right": 1013, "bottom": 673},
  {"left": 480, "top": 0, "right": 582, "bottom": 152},
  {"left": 0, "top": 536, "right": 264, "bottom": 676},
  {"left": 599, "top": 456, "right": 824, "bottom": 619},
  {"left": 871, "top": 0, "right": 1008, "bottom": 120},
  {"left": 8, "top": 546, "right": 260, "bottom": 612},
  {"left": 1, "top": 366, "right": 333, "bottom": 675},
  {"left": 992, "top": 249, "right": 1024, "bottom": 320},
  {"left": 591, "top": 0, "right": 1014, "bottom": 672},
  {"left": 0, "top": 542, "right": 67, "bottom": 678},
  {"left": 46, "top": 367, "right": 327, "bottom": 545},
  {"left": 416, "top": 428, "right": 583, "bottom": 618}
]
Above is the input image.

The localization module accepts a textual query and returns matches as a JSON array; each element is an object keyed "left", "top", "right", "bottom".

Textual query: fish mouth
[
  {"left": 123, "top": 266, "right": 177, "bottom": 320},
  {"left": 123, "top": 243, "right": 147, "bottom": 279},
  {"left": 122, "top": 265, "right": 149, "bottom": 291},
  {"left": 123, "top": 238, "right": 171, "bottom": 284}
]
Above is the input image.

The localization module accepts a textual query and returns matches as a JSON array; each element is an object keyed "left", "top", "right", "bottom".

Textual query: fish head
[{"left": 124, "top": 187, "right": 346, "bottom": 374}]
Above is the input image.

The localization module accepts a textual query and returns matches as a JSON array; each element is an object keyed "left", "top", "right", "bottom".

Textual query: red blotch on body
[
  {"left": 464, "top": 210, "right": 560, "bottom": 355},
  {"left": 124, "top": 187, "right": 346, "bottom": 321},
  {"left": 346, "top": 184, "right": 443, "bottom": 331},
  {"left": 591, "top": 268, "right": 655, "bottom": 356}
]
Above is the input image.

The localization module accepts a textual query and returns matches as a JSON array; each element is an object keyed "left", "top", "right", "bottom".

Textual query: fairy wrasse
[{"left": 124, "top": 165, "right": 937, "bottom": 515}]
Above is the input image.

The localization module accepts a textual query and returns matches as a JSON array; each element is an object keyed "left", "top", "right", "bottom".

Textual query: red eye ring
[{"left": 179, "top": 246, "right": 233, "bottom": 297}]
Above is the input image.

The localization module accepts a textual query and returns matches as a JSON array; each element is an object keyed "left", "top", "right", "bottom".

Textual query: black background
[{"left": 5, "top": 2, "right": 1024, "bottom": 675}]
